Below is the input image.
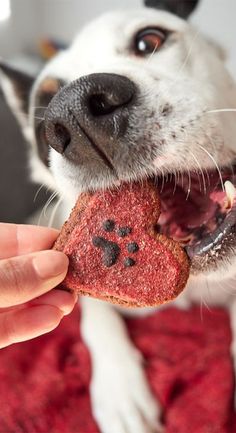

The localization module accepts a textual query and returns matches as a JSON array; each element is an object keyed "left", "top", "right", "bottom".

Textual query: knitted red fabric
[{"left": 0, "top": 306, "right": 235, "bottom": 433}]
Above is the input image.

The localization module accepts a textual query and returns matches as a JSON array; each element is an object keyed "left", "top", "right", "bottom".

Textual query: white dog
[{"left": 1, "top": 0, "right": 236, "bottom": 431}]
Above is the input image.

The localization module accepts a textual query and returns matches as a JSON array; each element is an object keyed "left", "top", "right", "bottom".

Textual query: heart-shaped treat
[{"left": 54, "top": 181, "right": 190, "bottom": 307}]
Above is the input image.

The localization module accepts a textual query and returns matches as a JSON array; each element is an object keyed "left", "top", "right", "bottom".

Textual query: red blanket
[{"left": 0, "top": 306, "right": 236, "bottom": 433}]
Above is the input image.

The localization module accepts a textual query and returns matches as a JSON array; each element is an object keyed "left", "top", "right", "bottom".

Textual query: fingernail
[
  {"left": 33, "top": 251, "right": 69, "bottom": 280},
  {"left": 61, "top": 291, "right": 78, "bottom": 315}
]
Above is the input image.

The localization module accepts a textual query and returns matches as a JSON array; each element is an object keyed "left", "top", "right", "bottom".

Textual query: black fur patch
[
  {"left": 144, "top": 0, "right": 200, "bottom": 19},
  {"left": 0, "top": 61, "right": 34, "bottom": 114}
]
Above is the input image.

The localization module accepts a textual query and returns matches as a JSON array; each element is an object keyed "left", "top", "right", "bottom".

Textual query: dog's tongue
[{"left": 54, "top": 181, "right": 190, "bottom": 307}]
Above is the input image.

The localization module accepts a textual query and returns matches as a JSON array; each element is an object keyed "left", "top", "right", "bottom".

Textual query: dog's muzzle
[{"left": 44, "top": 73, "right": 137, "bottom": 170}]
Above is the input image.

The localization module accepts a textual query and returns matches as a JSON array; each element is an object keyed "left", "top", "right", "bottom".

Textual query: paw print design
[{"left": 92, "top": 219, "right": 139, "bottom": 268}]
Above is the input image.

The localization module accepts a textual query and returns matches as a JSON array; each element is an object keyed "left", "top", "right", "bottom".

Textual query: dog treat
[{"left": 54, "top": 181, "right": 190, "bottom": 307}]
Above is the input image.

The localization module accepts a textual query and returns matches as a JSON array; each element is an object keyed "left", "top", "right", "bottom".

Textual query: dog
[{"left": 1, "top": 0, "right": 236, "bottom": 431}]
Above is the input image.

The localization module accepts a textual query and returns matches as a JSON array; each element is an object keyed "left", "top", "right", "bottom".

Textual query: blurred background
[{"left": 0, "top": 0, "right": 235, "bottom": 224}]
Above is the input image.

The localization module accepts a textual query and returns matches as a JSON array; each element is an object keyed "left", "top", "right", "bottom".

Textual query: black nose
[{"left": 45, "top": 73, "right": 137, "bottom": 169}]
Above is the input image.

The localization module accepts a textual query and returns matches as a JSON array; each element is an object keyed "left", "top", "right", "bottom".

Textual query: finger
[
  {"left": 0, "top": 223, "right": 60, "bottom": 259},
  {"left": 0, "top": 290, "right": 78, "bottom": 314},
  {"left": 0, "top": 250, "right": 69, "bottom": 308},
  {"left": 0, "top": 305, "right": 64, "bottom": 349},
  {"left": 29, "top": 289, "right": 78, "bottom": 315}
]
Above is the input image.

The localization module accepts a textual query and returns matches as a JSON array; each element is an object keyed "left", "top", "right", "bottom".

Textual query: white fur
[
  {"left": 81, "top": 297, "right": 163, "bottom": 433},
  {"left": 1, "top": 8, "right": 236, "bottom": 432}
]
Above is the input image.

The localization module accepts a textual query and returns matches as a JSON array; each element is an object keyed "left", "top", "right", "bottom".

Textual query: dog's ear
[
  {"left": 0, "top": 61, "right": 35, "bottom": 129},
  {"left": 144, "top": 0, "right": 200, "bottom": 19}
]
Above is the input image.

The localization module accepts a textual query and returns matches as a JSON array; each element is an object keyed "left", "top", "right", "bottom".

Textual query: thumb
[{"left": 0, "top": 250, "right": 68, "bottom": 308}]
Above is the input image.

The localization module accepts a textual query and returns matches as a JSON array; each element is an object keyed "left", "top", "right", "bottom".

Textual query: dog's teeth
[{"left": 225, "top": 181, "right": 236, "bottom": 208}]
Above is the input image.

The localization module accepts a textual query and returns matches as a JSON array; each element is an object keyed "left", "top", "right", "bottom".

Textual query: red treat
[{"left": 54, "top": 181, "right": 189, "bottom": 307}]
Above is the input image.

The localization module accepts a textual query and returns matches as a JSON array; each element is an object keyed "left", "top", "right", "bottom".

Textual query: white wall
[
  {"left": 0, "top": 0, "right": 40, "bottom": 57},
  {"left": 37, "top": 0, "right": 141, "bottom": 42},
  {"left": 192, "top": 0, "right": 236, "bottom": 75},
  {"left": 0, "top": 0, "right": 235, "bottom": 75}
]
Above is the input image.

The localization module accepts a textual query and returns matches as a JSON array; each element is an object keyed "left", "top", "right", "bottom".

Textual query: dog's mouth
[{"left": 154, "top": 164, "right": 236, "bottom": 273}]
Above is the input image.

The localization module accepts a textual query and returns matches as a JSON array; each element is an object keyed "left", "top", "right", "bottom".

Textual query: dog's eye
[{"left": 134, "top": 28, "right": 166, "bottom": 56}]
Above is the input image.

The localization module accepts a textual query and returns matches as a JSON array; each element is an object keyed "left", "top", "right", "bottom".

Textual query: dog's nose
[{"left": 45, "top": 73, "right": 137, "bottom": 168}]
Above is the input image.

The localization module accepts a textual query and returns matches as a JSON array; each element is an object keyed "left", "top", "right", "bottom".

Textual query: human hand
[{"left": 0, "top": 223, "right": 77, "bottom": 348}]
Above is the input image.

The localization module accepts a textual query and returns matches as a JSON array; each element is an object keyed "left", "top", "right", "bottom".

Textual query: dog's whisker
[
  {"left": 219, "top": 281, "right": 233, "bottom": 295},
  {"left": 33, "top": 183, "right": 46, "bottom": 203},
  {"left": 177, "top": 29, "right": 200, "bottom": 75},
  {"left": 200, "top": 295, "right": 206, "bottom": 323},
  {"left": 189, "top": 150, "right": 207, "bottom": 194},
  {"left": 43, "top": 191, "right": 59, "bottom": 218},
  {"left": 48, "top": 196, "right": 64, "bottom": 228},
  {"left": 214, "top": 278, "right": 233, "bottom": 295},
  {"left": 198, "top": 145, "right": 225, "bottom": 191},
  {"left": 172, "top": 170, "right": 178, "bottom": 195},
  {"left": 37, "top": 208, "right": 44, "bottom": 227},
  {"left": 197, "top": 172, "right": 202, "bottom": 193},
  {"left": 200, "top": 279, "right": 214, "bottom": 316},
  {"left": 206, "top": 109, "right": 236, "bottom": 114},
  {"left": 204, "top": 168, "right": 211, "bottom": 188},
  {"left": 37, "top": 194, "right": 57, "bottom": 227},
  {"left": 181, "top": 171, "right": 184, "bottom": 189},
  {"left": 229, "top": 163, "right": 236, "bottom": 177},
  {"left": 199, "top": 278, "right": 213, "bottom": 318},
  {"left": 175, "top": 170, "right": 179, "bottom": 184},
  {"left": 186, "top": 168, "right": 191, "bottom": 200},
  {"left": 33, "top": 106, "right": 48, "bottom": 110},
  {"left": 225, "top": 280, "right": 236, "bottom": 293},
  {"left": 146, "top": 43, "right": 159, "bottom": 64},
  {"left": 34, "top": 116, "right": 45, "bottom": 121}
]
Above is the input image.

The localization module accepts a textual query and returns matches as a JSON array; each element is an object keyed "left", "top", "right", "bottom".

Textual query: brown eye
[{"left": 134, "top": 28, "right": 166, "bottom": 56}]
